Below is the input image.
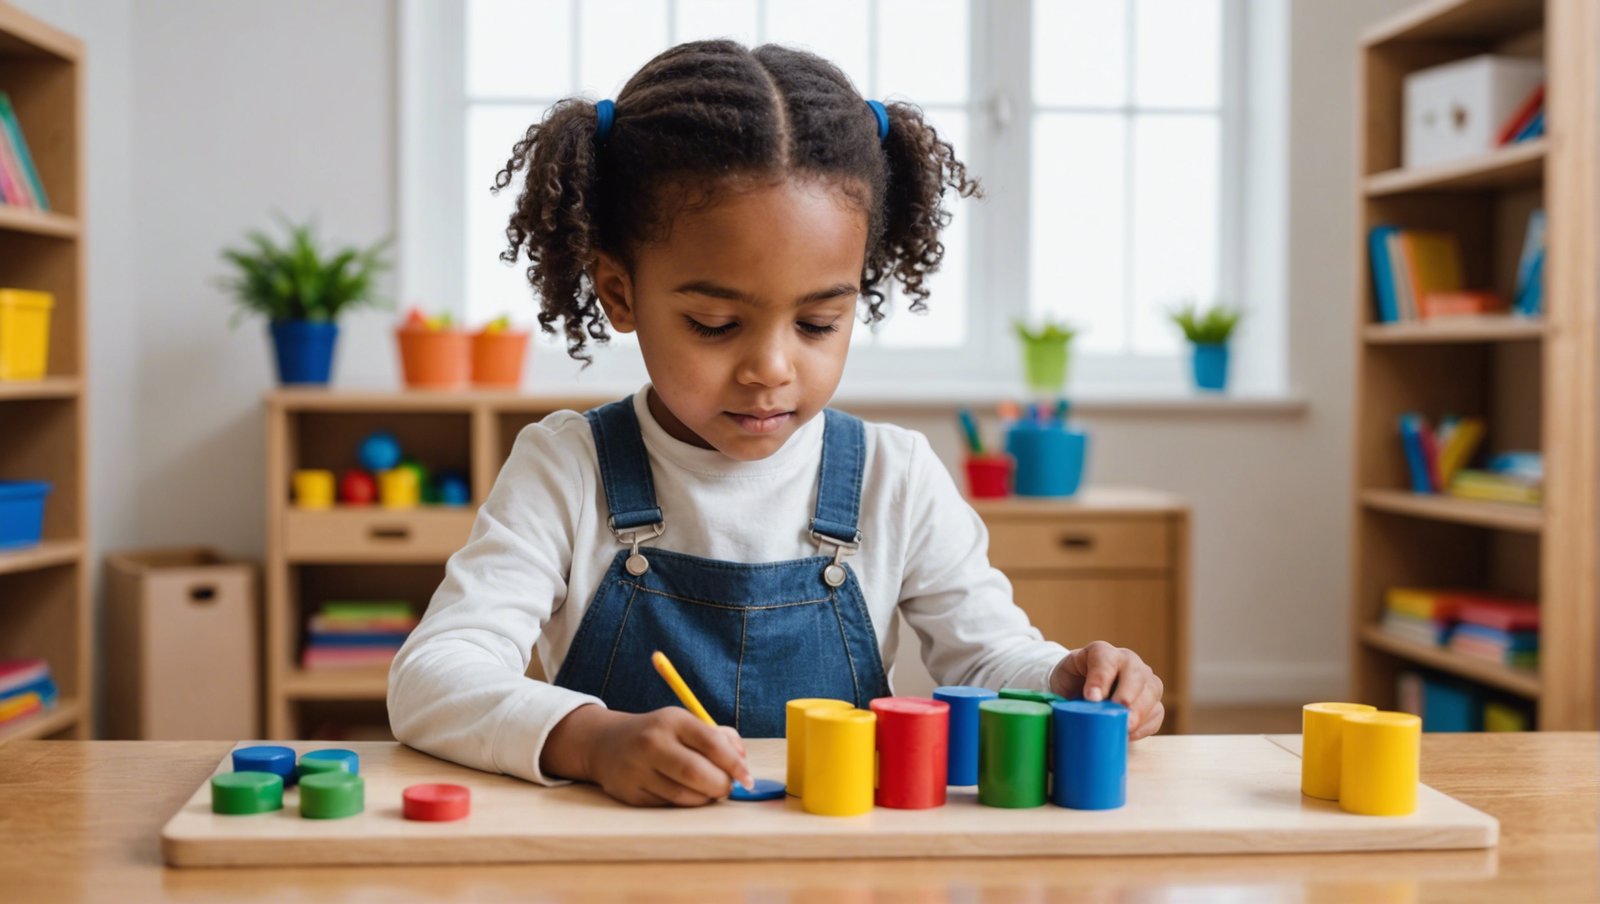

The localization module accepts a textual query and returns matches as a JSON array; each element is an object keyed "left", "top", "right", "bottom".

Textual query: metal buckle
[
  {"left": 810, "top": 529, "right": 862, "bottom": 587},
  {"left": 610, "top": 517, "right": 665, "bottom": 576}
]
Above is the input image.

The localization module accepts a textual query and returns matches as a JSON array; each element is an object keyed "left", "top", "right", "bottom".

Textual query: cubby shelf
[
  {"left": 0, "top": 695, "right": 81, "bottom": 742},
  {"left": 1351, "top": 0, "right": 1600, "bottom": 731},
  {"left": 0, "top": 539, "right": 81, "bottom": 576}
]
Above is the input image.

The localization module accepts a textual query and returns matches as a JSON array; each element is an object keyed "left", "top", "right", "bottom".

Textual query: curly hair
[{"left": 492, "top": 39, "right": 981, "bottom": 363}]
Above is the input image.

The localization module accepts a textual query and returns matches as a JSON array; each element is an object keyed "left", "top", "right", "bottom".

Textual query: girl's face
[{"left": 594, "top": 177, "right": 868, "bottom": 461}]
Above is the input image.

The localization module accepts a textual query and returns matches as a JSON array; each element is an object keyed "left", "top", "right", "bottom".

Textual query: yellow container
[
  {"left": 785, "top": 698, "right": 853, "bottom": 797},
  {"left": 0, "top": 289, "right": 54, "bottom": 380},
  {"left": 1339, "top": 711, "right": 1421, "bottom": 816},
  {"left": 379, "top": 467, "right": 420, "bottom": 509},
  {"left": 803, "top": 707, "right": 876, "bottom": 817},
  {"left": 291, "top": 470, "right": 335, "bottom": 509},
  {"left": 1301, "top": 701, "right": 1377, "bottom": 800}
]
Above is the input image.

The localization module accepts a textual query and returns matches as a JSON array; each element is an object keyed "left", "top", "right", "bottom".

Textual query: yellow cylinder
[
  {"left": 786, "top": 698, "right": 853, "bottom": 797},
  {"left": 1301, "top": 701, "right": 1377, "bottom": 800},
  {"left": 803, "top": 707, "right": 876, "bottom": 816},
  {"left": 292, "top": 469, "right": 335, "bottom": 509},
  {"left": 1339, "top": 711, "right": 1421, "bottom": 816},
  {"left": 379, "top": 467, "right": 420, "bottom": 509}
]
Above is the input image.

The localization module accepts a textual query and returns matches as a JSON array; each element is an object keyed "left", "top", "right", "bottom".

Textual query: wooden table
[{"left": 1, "top": 734, "right": 1594, "bottom": 903}]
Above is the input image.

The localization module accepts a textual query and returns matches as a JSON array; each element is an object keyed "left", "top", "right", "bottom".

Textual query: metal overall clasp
[
  {"left": 810, "top": 529, "right": 862, "bottom": 587},
  {"left": 610, "top": 517, "right": 666, "bottom": 576}
]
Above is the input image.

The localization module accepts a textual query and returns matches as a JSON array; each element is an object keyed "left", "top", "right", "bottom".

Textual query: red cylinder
[
  {"left": 870, "top": 696, "right": 950, "bottom": 809},
  {"left": 402, "top": 783, "right": 471, "bottom": 821}
]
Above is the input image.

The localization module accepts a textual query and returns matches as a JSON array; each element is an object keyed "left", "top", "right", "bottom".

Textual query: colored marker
[
  {"left": 651, "top": 651, "right": 755, "bottom": 792},
  {"left": 958, "top": 408, "right": 984, "bottom": 454}
]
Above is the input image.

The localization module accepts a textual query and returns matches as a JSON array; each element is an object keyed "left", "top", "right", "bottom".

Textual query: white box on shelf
[{"left": 1403, "top": 54, "right": 1544, "bottom": 169}]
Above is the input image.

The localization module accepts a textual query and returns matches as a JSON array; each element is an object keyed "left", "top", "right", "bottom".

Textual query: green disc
[
  {"left": 978, "top": 699, "right": 1050, "bottom": 808},
  {"left": 211, "top": 771, "right": 284, "bottom": 815},
  {"left": 299, "top": 770, "right": 365, "bottom": 819},
  {"left": 998, "top": 688, "right": 1066, "bottom": 706},
  {"left": 297, "top": 748, "right": 359, "bottom": 777}
]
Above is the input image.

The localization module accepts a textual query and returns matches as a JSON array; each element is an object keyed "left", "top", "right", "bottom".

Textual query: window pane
[
  {"left": 467, "top": 0, "right": 571, "bottom": 99},
  {"left": 675, "top": 0, "right": 758, "bottom": 46},
  {"left": 465, "top": 105, "right": 545, "bottom": 328},
  {"left": 1033, "top": 0, "right": 1127, "bottom": 108},
  {"left": 880, "top": 109, "right": 969, "bottom": 348},
  {"left": 1130, "top": 114, "right": 1219, "bottom": 355},
  {"left": 1134, "top": 0, "right": 1220, "bottom": 109},
  {"left": 579, "top": 0, "right": 669, "bottom": 97},
  {"left": 764, "top": 0, "right": 871, "bottom": 94},
  {"left": 878, "top": 0, "right": 969, "bottom": 104},
  {"left": 1030, "top": 113, "right": 1127, "bottom": 353}
]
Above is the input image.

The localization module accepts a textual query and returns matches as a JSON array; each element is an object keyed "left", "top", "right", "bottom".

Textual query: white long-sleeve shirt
[{"left": 388, "top": 386, "right": 1069, "bottom": 784}]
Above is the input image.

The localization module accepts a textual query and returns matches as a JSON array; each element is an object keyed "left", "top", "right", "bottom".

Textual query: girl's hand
[
  {"left": 1049, "top": 641, "right": 1165, "bottom": 741},
  {"left": 542, "top": 704, "right": 752, "bottom": 806}
]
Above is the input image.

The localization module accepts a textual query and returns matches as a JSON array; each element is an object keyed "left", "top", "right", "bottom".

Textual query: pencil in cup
[{"left": 649, "top": 650, "right": 754, "bottom": 790}]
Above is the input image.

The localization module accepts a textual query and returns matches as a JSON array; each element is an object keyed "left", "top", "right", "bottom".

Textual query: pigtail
[
  {"left": 863, "top": 102, "right": 982, "bottom": 321},
  {"left": 493, "top": 98, "right": 611, "bottom": 364}
]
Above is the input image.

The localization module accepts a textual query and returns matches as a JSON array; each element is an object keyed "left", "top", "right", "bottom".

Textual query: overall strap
[
  {"left": 811, "top": 409, "right": 866, "bottom": 546},
  {"left": 585, "top": 397, "right": 663, "bottom": 530}
]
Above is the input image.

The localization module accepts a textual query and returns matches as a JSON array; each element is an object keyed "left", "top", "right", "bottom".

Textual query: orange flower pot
[
  {"left": 471, "top": 330, "right": 529, "bottom": 387},
  {"left": 395, "top": 328, "right": 469, "bottom": 388}
]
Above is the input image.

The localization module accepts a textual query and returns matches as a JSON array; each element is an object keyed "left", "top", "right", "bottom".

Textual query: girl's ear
[{"left": 591, "top": 251, "right": 637, "bottom": 333}]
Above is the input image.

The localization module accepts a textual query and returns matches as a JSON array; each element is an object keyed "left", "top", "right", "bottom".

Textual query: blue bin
[
  {"left": 1006, "top": 423, "right": 1088, "bottom": 497},
  {"left": 0, "top": 480, "right": 52, "bottom": 549}
]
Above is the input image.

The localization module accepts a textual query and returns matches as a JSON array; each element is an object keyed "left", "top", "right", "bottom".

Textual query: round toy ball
[
  {"left": 437, "top": 472, "right": 470, "bottom": 506},
  {"left": 358, "top": 431, "right": 402, "bottom": 472},
  {"left": 339, "top": 468, "right": 378, "bottom": 506}
]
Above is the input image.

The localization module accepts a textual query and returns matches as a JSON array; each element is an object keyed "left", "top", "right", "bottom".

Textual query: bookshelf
[
  {"left": 0, "top": 3, "right": 89, "bottom": 740},
  {"left": 1351, "top": 0, "right": 1599, "bottom": 730}
]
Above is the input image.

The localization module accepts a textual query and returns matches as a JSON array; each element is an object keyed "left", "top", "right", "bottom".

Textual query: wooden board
[{"left": 161, "top": 735, "right": 1498, "bottom": 867}]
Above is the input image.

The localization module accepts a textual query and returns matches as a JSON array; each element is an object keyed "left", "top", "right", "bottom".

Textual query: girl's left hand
[{"left": 1049, "top": 641, "right": 1165, "bottom": 741}]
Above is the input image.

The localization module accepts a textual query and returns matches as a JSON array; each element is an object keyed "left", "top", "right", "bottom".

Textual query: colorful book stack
[
  {"left": 1396, "top": 670, "right": 1532, "bottom": 732},
  {"left": 1368, "top": 227, "right": 1503, "bottom": 322},
  {"left": 0, "top": 92, "right": 50, "bottom": 211},
  {"left": 1448, "top": 598, "right": 1539, "bottom": 671},
  {"left": 1397, "top": 413, "right": 1484, "bottom": 494},
  {"left": 1380, "top": 587, "right": 1461, "bottom": 648},
  {"left": 1449, "top": 451, "right": 1542, "bottom": 505},
  {"left": 0, "top": 658, "right": 59, "bottom": 729},
  {"left": 301, "top": 601, "right": 419, "bottom": 670}
]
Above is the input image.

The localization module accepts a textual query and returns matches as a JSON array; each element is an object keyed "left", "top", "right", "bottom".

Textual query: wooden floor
[{"left": 1188, "top": 704, "right": 1303, "bottom": 735}]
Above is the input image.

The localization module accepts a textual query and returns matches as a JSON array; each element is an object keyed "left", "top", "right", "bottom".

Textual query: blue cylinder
[
  {"left": 232, "top": 745, "right": 299, "bottom": 788},
  {"left": 1051, "top": 700, "right": 1128, "bottom": 810},
  {"left": 933, "top": 685, "right": 999, "bottom": 786},
  {"left": 1192, "top": 342, "right": 1230, "bottom": 392},
  {"left": 1005, "top": 422, "right": 1088, "bottom": 497}
]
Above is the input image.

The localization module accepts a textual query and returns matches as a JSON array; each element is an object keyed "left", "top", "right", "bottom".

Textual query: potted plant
[
  {"left": 218, "top": 213, "right": 394, "bottom": 385},
  {"left": 1014, "top": 319, "right": 1078, "bottom": 394},
  {"left": 1169, "top": 300, "right": 1243, "bottom": 392}
]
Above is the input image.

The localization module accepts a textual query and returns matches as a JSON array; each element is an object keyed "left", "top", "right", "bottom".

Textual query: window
[{"left": 401, "top": 0, "right": 1255, "bottom": 395}]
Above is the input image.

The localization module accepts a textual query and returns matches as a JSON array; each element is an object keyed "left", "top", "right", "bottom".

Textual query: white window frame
[{"left": 399, "top": 0, "right": 1288, "bottom": 399}]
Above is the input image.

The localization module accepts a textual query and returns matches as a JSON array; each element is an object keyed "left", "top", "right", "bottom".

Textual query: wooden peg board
[{"left": 161, "top": 735, "right": 1497, "bottom": 867}]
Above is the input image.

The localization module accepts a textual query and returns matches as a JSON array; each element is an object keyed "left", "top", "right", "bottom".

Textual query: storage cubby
[{"left": 291, "top": 410, "right": 473, "bottom": 503}]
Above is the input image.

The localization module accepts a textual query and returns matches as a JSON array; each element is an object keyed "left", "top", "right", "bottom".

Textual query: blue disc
[
  {"left": 232, "top": 745, "right": 298, "bottom": 787},
  {"left": 728, "top": 778, "right": 786, "bottom": 801}
]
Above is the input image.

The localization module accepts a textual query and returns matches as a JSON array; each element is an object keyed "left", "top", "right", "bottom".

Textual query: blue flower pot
[
  {"left": 269, "top": 319, "right": 339, "bottom": 384},
  {"left": 1191, "top": 342, "right": 1230, "bottom": 392}
]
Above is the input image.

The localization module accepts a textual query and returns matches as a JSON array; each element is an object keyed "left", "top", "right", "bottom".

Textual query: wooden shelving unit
[
  {"left": 0, "top": 3, "right": 89, "bottom": 741},
  {"left": 1351, "top": 0, "right": 1599, "bottom": 730}
]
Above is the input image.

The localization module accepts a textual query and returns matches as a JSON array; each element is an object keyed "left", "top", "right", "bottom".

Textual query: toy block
[
  {"left": 977, "top": 699, "right": 1050, "bottom": 808},
  {"left": 299, "top": 771, "right": 365, "bottom": 819},
  {"left": 933, "top": 685, "right": 998, "bottom": 786},
  {"left": 1339, "top": 711, "right": 1421, "bottom": 816},
  {"left": 802, "top": 707, "right": 876, "bottom": 816},
  {"left": 292, "top": 470, "right": 335, "bottom": 509},
  {"left": 403, "top": 783, "right": 471, "bottom": 821},
  {"left": 1051, "top": 700, "right": 1128, "bottom": 810},
  {"left": 1301, "top": 702, "right": 1377, "bottom": 800},
  {"left": 232, "top": 745, "right": 297, "bottom": 787},
  {"left": 210, "top": 771, "right": 283, "bottom": 815},
  {"left": 784, "top": 698, "right": 852, "bottom": 797},
  {"left": 870, "top": 696, "right": 950, "bottom": 809}
]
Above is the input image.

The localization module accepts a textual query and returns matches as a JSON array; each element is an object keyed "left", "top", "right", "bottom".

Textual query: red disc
[{"left": 403, "top": 783, "right": 471, "bottom": 821}]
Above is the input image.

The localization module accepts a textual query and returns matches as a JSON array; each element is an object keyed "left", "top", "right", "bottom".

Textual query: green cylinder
[
  {"left": 211, "top": 771, "right": 283, "bottom": 815},
  {"left": 999, "top": 688, "right": 1066, "bottom": 706},
  {"left": 299, "top": 771, "right": 365, "bottom": 819},
  {"left": 978, "top": 699, "right": 1050, "bottom": 808}
]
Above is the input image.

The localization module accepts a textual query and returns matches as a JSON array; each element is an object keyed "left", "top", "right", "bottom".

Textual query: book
[
  {"left": 1401, "top": 231, "right": 1466, "bottom": 320},
  {"left": 1368, "top": 225, "right": 1401, "bottom": 323},
  {"left": 1380, "top": 610, "right": 1452, "bottom": 646},
  {"left": 1385, "top": 587, "right": 1464, "bottom": 621},
  {"left": 320, "top": 600, "right": 413, "bottom": 620},
  {"left": 0, "top": 123, "right": 21, "bottom": 205},
  {"left": 1512, "top": 108, "right": 1545, "bottom": 142},
  {"left": 1457, "top": 599, "right": 1539, "bottom": 632},
  {"left": 0, "top": 691, "right": 42, "bottom": 725},
  {"left": 1514, "top": 209, "right": 1546, "bottom": 317},
  {"left": 0, "top": 659, "right": 48, "bottom": 696},
  {"left": 1496, "top": 83, "right": 1545, "bottom": 145},
  {"left": 1448, "top": 469, "right": 1541, "bottom": 504},
  {"left": 0, "top": 92, "right": 48, "bottom": 209},
  {"left": 1398, "top": 413, "right": 1434, "bottom": 493},
  {"left": 1396, "top": 671, "right": 1424, "bottom": 717},
  {"left": 1483, "top": 701, "right": 1529, "bottom": 732},
  {"left": 0, "top": 112, "right": 35, "bottom": 207},
  {"left": 1418, "top": 290, "right": 1505, "bottom": 318},
  {"left": 1387, "top": 231, "right": 1415, "bottom": 321},
  {"left": 1436, "top": 417, "right": 1485, "bottom": 487}
]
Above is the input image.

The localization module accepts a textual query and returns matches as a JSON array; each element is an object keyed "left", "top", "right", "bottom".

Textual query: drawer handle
[
  {"left": 1059, "top": 534, "right": 1095, "bottom": 551},
  {"left": 189, "top": 586, "right": 217, "bottom": 603},
  {"left": 370, "top": 526, "right": 412, "bottom": 541}
]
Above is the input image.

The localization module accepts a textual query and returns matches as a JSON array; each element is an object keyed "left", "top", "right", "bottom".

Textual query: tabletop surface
[{"left": 0, "top": 733, "right": 1595, "bottom": 903}]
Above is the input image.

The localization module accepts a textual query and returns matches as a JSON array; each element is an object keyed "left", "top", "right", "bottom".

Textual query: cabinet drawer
[
  {"left": 984, "top": 517, "right": 1171, "bottom": 571},
  {"left": 282, "top": 509, "right": 475, "bottom": 562}
]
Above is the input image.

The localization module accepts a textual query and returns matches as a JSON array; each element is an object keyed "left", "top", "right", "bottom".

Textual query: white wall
[{"left": 14, "top": 0, "right": 1411, "bottom": 710}]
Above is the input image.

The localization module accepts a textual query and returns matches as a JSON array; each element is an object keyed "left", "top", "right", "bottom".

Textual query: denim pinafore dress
[{"left": 552, "top": 398, "right": 890, "bottom": 737}]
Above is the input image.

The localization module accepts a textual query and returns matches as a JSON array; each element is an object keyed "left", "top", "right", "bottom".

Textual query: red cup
[{"left": 965, "top": 454, "right": 1012, "bottom": 498}]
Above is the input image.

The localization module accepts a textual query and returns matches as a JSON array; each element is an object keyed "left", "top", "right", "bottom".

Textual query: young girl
[{"left": 389, "top": 39, "right": 1163, "bottom": 807}]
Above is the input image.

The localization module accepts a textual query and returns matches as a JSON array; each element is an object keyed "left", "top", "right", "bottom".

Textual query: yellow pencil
[{"left": 651, "top": 650, "right": 716, "bottom": 726}]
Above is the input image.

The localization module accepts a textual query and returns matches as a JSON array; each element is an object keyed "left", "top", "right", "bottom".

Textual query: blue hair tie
[
  {"left": 867, "top": 100, "right": 889, "bottom": 142},
  {"left": 596, "top": 99, "right": 615, "bottom": 140}
]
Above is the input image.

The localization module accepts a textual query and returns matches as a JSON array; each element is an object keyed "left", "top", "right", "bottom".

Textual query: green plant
[
  {"left": 219, "top": 212, "right": 394, "bottom": 324},
  {"left": 1014, "top": 319, "right": 1078, "bottom": 344},
  {"left": 1168, "top": 300, "right": 1242, "bottom": 344}
]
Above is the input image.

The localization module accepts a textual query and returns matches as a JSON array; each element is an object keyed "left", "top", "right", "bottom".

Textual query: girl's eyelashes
[
  {"left": 797, "top": 320, "right": 840, "bottom": 337},
  {"left": 683, "top": 316, "right": 734, "bottom": 338},
  {"left": 681, "top": 316, "right": 842, "bottom": 339}
]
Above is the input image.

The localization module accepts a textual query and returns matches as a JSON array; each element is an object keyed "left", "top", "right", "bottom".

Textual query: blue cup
[
  {"left": 1006, "top": 422, "right": 1088, "bottom": 497},
  {"left": 1192, "top": 342, "right": 1229, "bottom": 392}
]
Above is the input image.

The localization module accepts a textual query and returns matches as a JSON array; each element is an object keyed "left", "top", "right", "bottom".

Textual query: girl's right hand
[{"left": 542, "top": 704, "right": 752, "bottom": 807}]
